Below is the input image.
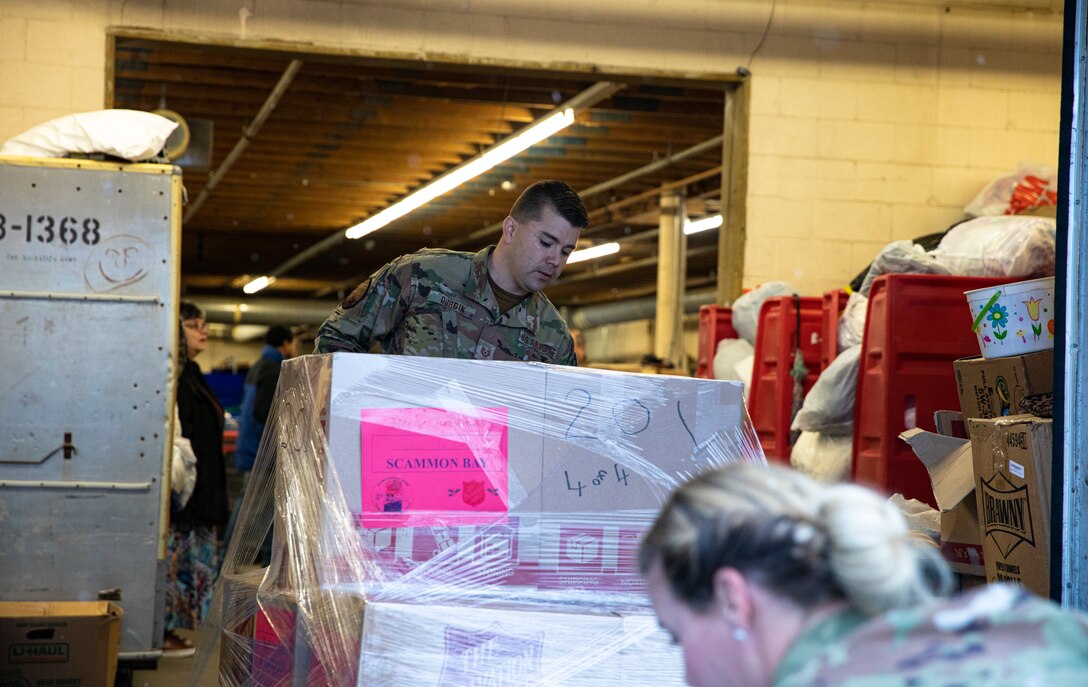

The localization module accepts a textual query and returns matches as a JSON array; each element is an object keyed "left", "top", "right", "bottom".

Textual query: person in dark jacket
[
  {"left": 222, "top": 325, "right": 296, "bottom": 558},
  {"left": 164, "top": 301, "right": 229, "bottom": 656}
]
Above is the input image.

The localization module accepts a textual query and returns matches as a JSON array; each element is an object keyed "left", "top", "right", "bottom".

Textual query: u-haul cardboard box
[
  {"left": 954, "top": 350, "right": 1053, "bottom": 420},
  {"left": 0, "top": 601, "right": 122, "bottom": 687},
  {"left": 967, "top": 415, "right": 1052, "bottom": 597}
]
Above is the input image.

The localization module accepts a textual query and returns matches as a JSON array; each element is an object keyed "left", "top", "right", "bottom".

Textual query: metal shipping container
[{"left": 0, "top": 156, "right": 181, "bottom": 657}]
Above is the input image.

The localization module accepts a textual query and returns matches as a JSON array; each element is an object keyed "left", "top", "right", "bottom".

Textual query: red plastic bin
[
  {"left": 851, "top": 274, "right": 1014, "bottom": 507},
  {"left": 696, "top": 305, "right": 739, "bottom": 379},
  {"left": 820, "top": 289, "right": 849, "bottom": 369},
  {"left": 748, "top": 296, "right": 824, "bottom": 462}
]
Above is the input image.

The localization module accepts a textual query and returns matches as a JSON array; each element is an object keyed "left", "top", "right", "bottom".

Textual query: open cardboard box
[{"left": 900, "top": 411, "right": 984, "bottom": 577}]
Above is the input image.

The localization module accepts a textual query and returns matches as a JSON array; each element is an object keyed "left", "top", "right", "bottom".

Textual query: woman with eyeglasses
[
  {"left": 640, "top": 462, "right": 1088, "bottom": 687},
  {"left": 163, "top": 301, "right": 229, "bottom": 656}
]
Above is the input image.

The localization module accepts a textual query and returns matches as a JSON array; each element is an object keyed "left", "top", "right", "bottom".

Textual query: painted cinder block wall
[{"left": 0, "top": 0, "right": 1063, "bottom": 301}]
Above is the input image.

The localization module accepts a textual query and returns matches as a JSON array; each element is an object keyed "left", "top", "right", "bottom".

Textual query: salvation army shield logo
[
  {"left": 462, "top": 479, "right": 486, "bottom": 507},
  {"left": 438, "top": 625, "right": 544, "bottom": 686}
]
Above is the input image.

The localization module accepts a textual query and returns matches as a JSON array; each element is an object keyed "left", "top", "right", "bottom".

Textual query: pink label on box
[{"left": 360, "top": 407, "right": 509, "bottom": 528}]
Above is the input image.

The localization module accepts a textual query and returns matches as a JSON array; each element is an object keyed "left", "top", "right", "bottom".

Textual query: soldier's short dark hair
[
  {"left": 179, "top": 301, "right": 204, "bottom": 321},
  {"left": 510, "top": 180, "right": 588, "bottom": 230},
  {"left": 265, "top": 325, "right": 294, "bottom": 347}
]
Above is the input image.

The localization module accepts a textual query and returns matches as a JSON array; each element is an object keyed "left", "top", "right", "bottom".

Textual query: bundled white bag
[
  {"left": 837, "top": 292, "right": 868, "bottom": 352},
  {"left": 791, "top": 345, "right": 861, "bottom": 435},
  {"left": 790, "top": 431, "right": 853, "bottom": 483},
  {"left": 731, "top": 281, "right": 796, "bottom": 345},
  {"left": 0, "top": 109, "right": 178, "bottom": 161},
  {"left": 858, "top": 240, "right": 951, "bottom": 297},
  {"left": 929, "top": 215, "right": 1056, "bottom": 277}
]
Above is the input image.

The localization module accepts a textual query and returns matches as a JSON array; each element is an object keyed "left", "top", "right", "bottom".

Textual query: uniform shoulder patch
[{"left": 341, "top": 278, "right": 372, "bottom": 310}]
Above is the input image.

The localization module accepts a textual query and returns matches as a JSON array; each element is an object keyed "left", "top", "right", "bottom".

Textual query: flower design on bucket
[
  {"left": 987, "top": 303, "right": 1009, "bottom": 339},
  {"left": 1024, "top": 297, "right": 1043, "bottom": 321},
  {"left": 1024, "top": 297, "right": 1045, "bottom": 340}
]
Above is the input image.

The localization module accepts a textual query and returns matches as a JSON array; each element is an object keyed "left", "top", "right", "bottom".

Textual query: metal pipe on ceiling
[
  {"left": 183, "top": 59, "right": 304, "bottom": 224},
  {"left": 196, "top": 295, "right": 339, "bottom": 326}
]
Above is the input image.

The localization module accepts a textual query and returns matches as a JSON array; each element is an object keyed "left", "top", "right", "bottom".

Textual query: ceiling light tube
[
  {"left": 243, "top": 275, "right": 276, "bottom": 294},
  {"left": 566, "top": 242, "right": 620, "bottom": 265},
  {"left": 345, "top": 108, "right": 576, "bottom": 240},
  {"left": 684, "top": 214, "right": 723, "bottom": 235}
]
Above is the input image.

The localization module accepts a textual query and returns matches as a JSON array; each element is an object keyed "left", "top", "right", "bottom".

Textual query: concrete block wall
[{"left": 0, "top": 0, "right": 1064, "bottom": 300}]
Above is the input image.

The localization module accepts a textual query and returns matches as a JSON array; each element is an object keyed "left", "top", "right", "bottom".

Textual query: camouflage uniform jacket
[
  {"left": 775, "top": 583, "right": 1088, "bottom": 686},
  {"left": 314, "top": 246, "right": 577, "bottom": 365}
]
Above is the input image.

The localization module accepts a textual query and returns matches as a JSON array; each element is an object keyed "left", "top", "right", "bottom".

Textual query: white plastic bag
[
  {"left": 791, "top": 345, "right": 861, "bottom": 435},
  {"left": 965, "top": 163, "right": 1058, "bottom": 217},
  {"left": 837, "top": 292, "right": 868, "bottom": 352},
  {"left": 0, "top": 109, "right": 178, "bottom": 161},
  {"left": 731, "top": 281, "right": 796, "bottom": 345},
  {"left": 929, "top": 215, "right": 1056, "bottom": 277},
  {"left": 712, "top": 337, "right": 755, "bottom": 383},
  {"left": 790, "top": 431, "right": 853, "bottom": 483},
  {"left": 171, "top": 406, "right": 197, "bottom": 511}
]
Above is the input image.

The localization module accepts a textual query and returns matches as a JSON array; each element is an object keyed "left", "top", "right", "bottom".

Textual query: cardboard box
[
  {"left": 967, "top": 415, "right": 1052, "bottom": 597},
  {"left": 281, "top": 354, "right": 747, "bottom": 593},
  {"left": 900, "top": 422, "right": 985, "bottom": 576},
  {"left": 954, "top": 350, "right": 1053, "bottom": 420},
  {"left": 0, "top": 601, "right": 122, "bottom": 687},
  {"left": 357, "top": 601, "right": 684, "bottom": 686}
]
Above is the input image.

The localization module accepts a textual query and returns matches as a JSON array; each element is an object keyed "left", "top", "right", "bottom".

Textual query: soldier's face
[{"left": 501, "top": 205, "right": 579, "bottom": 293}]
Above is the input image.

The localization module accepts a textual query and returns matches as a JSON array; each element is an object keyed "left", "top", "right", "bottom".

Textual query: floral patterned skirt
[{"left": 164, "top": 523, "right": 221, "bottom": 631}]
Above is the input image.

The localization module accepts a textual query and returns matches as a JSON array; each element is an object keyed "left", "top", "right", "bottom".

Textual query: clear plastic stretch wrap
[{"left": 189, "top": 353, "right": 765, "bottom": 686}]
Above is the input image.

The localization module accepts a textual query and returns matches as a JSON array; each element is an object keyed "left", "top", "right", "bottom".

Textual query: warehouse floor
[{"left": 130, "top": 629, "right": 218, "bottom": 687}]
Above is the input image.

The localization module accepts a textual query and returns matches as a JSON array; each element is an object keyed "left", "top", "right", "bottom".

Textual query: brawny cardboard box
[
  {"left": 0, "top": 601, "right": 122, "bottom": 687},
  {"left": 900, "top": 413, "right": 984, "bottom": 577},
  {"left": 954, "top": 350, "right": 1053, "bottom": 420},
  {"left": 966, "top": 415, "right": 1052, "bottom": 597}
]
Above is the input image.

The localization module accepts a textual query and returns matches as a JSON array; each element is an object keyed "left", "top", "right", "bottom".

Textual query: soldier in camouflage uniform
[
  {"left": 640, "top": 463, "right": 1088, "bottom": 687},
  {"left": 315, "top": 179, "right": 586, "bottom": 365}
]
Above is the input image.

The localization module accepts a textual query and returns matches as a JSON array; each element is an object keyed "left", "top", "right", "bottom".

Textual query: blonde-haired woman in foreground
[{"left": 640, "top": 463, "right": 1088, "bottom": 687}]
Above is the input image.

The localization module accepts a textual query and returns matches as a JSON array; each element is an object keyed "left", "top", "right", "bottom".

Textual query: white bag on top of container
[
  {"left": 0, "top": 109, "right": 178, "bottom": 161},
  {"left": 964, "top": 163, "right": 1057, "bottom": 217},
  {"left": 731, "top": 281, "right": 796, "bottom": 345},
  {"left": 712, "top": 337, "right": 755, "bottom": 383},
  {"left": 929, "top": 215, "right": 1056, "bottom": 278}
]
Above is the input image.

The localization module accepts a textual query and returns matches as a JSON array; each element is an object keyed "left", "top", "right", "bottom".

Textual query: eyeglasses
[{"left": 182, "top": 319, "right": 208, "bottom": 333}]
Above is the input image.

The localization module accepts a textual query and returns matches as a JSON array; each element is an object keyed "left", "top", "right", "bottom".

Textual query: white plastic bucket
[{"left": 965, "top": 276, "right": 1056, "bottom": 359}]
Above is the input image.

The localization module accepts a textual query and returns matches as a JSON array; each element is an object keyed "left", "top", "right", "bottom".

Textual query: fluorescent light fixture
[
  {"left": 566, "top": 242, "right": 620, "bottom": 265},
  {"left": 243, "top": 275, "right": 276, "bottom": 294},
  {"left": 684, "top": 214, "right": 723, "bottom": 235},
  {"left": 345, "top": 108, "right": 576, "bottom": 240}
]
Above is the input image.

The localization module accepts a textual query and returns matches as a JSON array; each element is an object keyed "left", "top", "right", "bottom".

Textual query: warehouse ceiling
[{"left": 110, "top": 37, "right": 730, "bottom": 309}]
